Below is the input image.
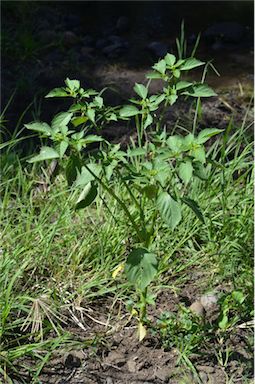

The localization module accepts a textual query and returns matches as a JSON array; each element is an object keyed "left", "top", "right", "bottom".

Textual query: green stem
[
  {"left": 140, "top": 287, "right": 148, "bottom": 322},
  {"left": 135, "top": 115, "right": 142, "bottom": 148},
  {"left": 83, "top": 163, "right": 144, "bottom": 243},
  {"left": 116, "top": 168, "right": 145, "bottom": 225},
  {"left": 192, "top": 61, "right": 210, "bottom": 135}
]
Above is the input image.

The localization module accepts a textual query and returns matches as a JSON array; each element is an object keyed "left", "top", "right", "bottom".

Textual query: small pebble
[
  {"left": 200, "top": 293, "right": 218, "bottom": 310},
  {"left": 189, "top": 301, "right": 205, "bottom": 317}
]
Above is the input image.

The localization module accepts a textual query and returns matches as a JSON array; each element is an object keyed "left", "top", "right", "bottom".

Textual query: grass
[{"left": 0, "top": 100, "right": 253, "bottom": 383}]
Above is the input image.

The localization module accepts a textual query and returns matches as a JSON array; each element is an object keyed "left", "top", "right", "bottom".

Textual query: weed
[{"left": 24, "top": 53, "right": 222, "bottom": 341}]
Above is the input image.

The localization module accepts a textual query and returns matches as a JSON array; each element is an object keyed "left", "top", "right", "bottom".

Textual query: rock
[
  {"left": 189, "top": 301, "right": 205, "bottom": 317},
  {"left": 196, "top": 365, "right": 215, "bottom": 374},
  {"left": 104, "top": 351, "right": 126, "bottom": 367},
  {"left": 146, "top": 42, "right": 169, "bottom": 58},
  {"left": 106, "top": 378, "right": 113, "bottom": 384},
  {"left": 38, "top": 30, "right": 57, "bottom": 44},
  {"left": 62, "top": 31, "right": 79, "bottom": 47},
  {"left": 204, "top": 22, "right": 245, "bottom": 44},
  {"left": 155, "top": 367, "right": 171, "bottom": 382},
  {"left": 199, "top": 371, "right": 208, "bottom": 384},
  {"left": 116, "top": 16, "right": 130, "bottom": 33},
  {"left": 64, "top": 353, "right": 82, "bottom": 368},
  {"left": 127, "top": 358, "right": 137, "bottom": 373},
  {"left": 200, "top": 293, "right": 218, "bottom": 310}
]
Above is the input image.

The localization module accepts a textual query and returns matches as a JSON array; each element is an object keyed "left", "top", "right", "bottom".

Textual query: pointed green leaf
[
  {"left": 24, "top": 122, "right": 52, "bottom": 136},
  {"left": 219, "top": 313, "right": 229, "bottom": 330},
  {"left": 58, "top": 140, "right": 68, "bottom": 158},
  {"left": 150, "top": 94, "right": 165, "bottom": 105},
  {"left": 166, "top": 135, "right": 183, "bottom": 152},
  {"left": 146, "top": 71, "right": 162, "bottom": 79},
  {"left": 190, "top": 146, "right": 206, "bottom": 163},
  {"left": 167, "top": 94, "right": 178, "bottom": 105},
  {"left": 125, "top": 248, "right": 158, "bottom": 290},
  {"left": 87, "top": 108, "right": 95, "bottom": 123},
  {"left": 134, "top": 83, "right": 148, "bottom": 99},
  {"left": 144, "top": 113, "right": 153, "bottom": 130},
  {"left": 164, "top": 53, "right": 176, "bottom": 67},
  {"left": 84, "top": 135, "right": 104, "bottom": 144},
  {"left": 157, "top": 192, "right": 182, "bottom": 229},
  {"left": 153, "top": 59, "right": 166, "bottom": 74},
  {"left": 65, "top": 78, "right": 80, "bottom": 91},
  {"left": 197, "top": 128, "right": 224, "bottom": 144},
  {"left": 183, "top": 84, "right": 217, "bottom": 97},
  {"left": 27, "top": 146, "right": 60, "bottom": 163},
  {"left": 75, "top": 182, "right": 98, "bottom": 210},
  {"left": 179, "top": 161, "right": 193, "bottom": 184},
  {"left": 232, "top": 291, "right": 245, "bottom": 304},
  {"left": 72, "top": 116, "right": 88, "bottom": 127},
  {"left": 108, "top": 113, "right": 118, "bottom": 121},
  {"left": 45, "top": 88, "right": 69, "bottom": 98},
  {"left": 65, "top": 155, "right": 82, "bottom": 186},
  {"left": 173, "top": 69, "right": 181, "bottom": 78},
  {"left": 93, "top": 96, "right": 104, "bottom": 108},
  {"left": 75, "top": 164, "right": 101, "bottom": 187},
  {"left": 176, "top": 81, "right": 193, "bottom": 91},
  {"left": 52, "top": 112, "right": 73, "bottom": 131},
  {"left": 180, "top": 58, "right": 205, "bottom": 71},
  {"left": 119, "top": 105, "right": 140, "bottom": 118}
]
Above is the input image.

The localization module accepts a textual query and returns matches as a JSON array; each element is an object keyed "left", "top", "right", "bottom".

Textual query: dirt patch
[{"left": 8, "top": 275, "right": 253, "bottom": 384}]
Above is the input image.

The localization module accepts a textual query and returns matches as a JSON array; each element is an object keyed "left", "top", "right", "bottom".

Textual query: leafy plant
[
  {"left": 156, "top": 306, "right": 205, "bottom": 355},
  {"left": 218, "top": 290, "right": 249, "bottom": 331},
  {"left": 25, "top": 53, "right": 222, "bottom": 340}
]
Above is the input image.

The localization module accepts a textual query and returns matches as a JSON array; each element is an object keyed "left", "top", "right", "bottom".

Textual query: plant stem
[
  {"left": 83, "top": 163, "right": 144, "bottom": 243},
  {"left": 140, "top": 287, "right": 148, "bottom": 322},
  {"left": 116, "top": 168, "right": 146, "bottom": 225}
]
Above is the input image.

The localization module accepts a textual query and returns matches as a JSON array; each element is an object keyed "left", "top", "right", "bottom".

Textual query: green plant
[
  {"left": 156, "top": 306, "right": 205, "bottom": 355},
  {"left": 218, "top": 290, "right": 249, "bottom": 331},
  {"left": 24, "top": 53, "right": 222, "bottom": 340}
]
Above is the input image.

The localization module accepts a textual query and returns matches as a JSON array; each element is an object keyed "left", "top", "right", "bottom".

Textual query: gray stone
[
  {"left": 127, "top": 358, "right": 137, "bottom": 373},
  {"left": 200, "top": 293, "right": 218, "bottom": 310},
  {"left": 197, "top": 365, "right": 215, "bottom": 374},
  {"left": 199, "top": 371, "right": 208, "bottom": 384},
  {"left": 189, "top": 301, "right": 205, "bottom": 317},
  {"left": 155, "top": 367, "right": 171, "bottom": 382},
  {"left": 64, "top": 353, "right": 81, "bottom": 368}
]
